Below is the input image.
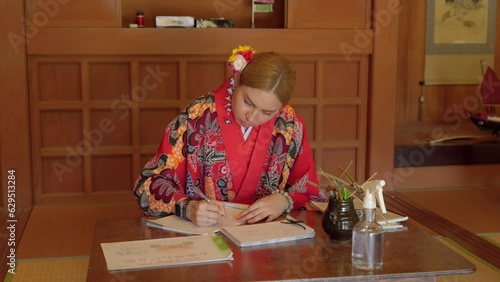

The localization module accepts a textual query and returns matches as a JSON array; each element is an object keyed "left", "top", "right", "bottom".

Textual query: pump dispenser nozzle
[{"left": 361, "top": 180, "right": 386, "bottom": 213}]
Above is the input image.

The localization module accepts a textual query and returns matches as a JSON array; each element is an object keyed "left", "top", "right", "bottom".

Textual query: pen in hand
[
  {"left": 190, "top": 186, "right": 226, "bottom": 217},
  {"left": 191, "top": 185, "right": 213, "bottom": 203}
]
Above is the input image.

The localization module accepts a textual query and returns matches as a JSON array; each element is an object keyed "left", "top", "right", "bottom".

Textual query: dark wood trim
[
  {"left": 385, "top": 191, "right": 500, "bottom": 269},
  {"left": 395, "top": 142, "right": 500, "bottom": 167}
]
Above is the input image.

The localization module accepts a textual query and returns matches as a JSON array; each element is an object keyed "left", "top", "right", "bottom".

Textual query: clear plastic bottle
[
  {"left": 351, "top": 180, "right": 386, "bottom": 270},
  {"left": 351, "top": 207, "right": 384, "bottom": 270}
]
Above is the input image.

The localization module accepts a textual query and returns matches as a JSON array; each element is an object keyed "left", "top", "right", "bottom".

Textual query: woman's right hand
[{"left": 186, "top": 200, "right": 227, "bottom": 227}]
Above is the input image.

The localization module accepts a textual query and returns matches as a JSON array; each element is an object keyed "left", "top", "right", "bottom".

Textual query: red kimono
[{"left": 133, "top": 77, "right": 327, "bottom": 216}]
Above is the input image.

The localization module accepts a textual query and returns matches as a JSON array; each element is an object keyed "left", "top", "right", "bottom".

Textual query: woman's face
[{"left": 232, "top": 85, "right": 283, "bottom": 128}]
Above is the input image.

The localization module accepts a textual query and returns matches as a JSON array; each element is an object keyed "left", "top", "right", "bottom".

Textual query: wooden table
[{"left": 87, "top": 211, "right": 475, "bottom": 281}]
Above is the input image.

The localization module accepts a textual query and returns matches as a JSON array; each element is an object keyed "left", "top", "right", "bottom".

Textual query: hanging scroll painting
[{"left": 424, "top": 0, "right": 497, "bottom": 85}]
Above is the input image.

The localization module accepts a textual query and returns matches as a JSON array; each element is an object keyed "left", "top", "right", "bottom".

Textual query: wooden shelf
[
  {"left": 121, "top": 0, "right": 285, "bottom": 29},
  {"left": 27, "top": 28, "right": 373, "bottom": 55}
]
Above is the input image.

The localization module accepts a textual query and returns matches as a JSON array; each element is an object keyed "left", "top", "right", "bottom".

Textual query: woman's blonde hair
[{"left": 240, "top": 52, "right": 296, "bottom": 105}]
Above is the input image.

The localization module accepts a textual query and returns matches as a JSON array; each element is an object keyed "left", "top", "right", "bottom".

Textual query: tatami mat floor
[
  {"left": 15, "top": 203, "right": 140, "bottom": 259},
  {"left": 436, "top": 236, "right": 500, "bottom": 282},
  {"left": 3, "top": 188, "right": 500, "bottom": 281},
  {"left": 6, "top": 257, "right": 89, "bottom": 282},
  {"left": 4, "top": 202, "right": 139, "bottom": 282}
]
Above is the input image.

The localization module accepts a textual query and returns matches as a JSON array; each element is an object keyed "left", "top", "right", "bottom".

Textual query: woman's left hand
[{"left": 235, "top": 193, "right": 289, "bottom": 224}]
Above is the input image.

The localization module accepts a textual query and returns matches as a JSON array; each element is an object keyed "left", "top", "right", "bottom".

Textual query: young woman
[{"left": 133, "top": 46, "right": 327, "bottom": 226}]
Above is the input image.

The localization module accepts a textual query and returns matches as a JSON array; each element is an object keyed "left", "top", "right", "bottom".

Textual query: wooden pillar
[
  {"left": 1, "top": 1, "right": 33, "bottom": 278},
  {"left": 367, "top": 0, "right": 401, "bottom": 190},
  {"left": 0, "top": 0, "right": 33, "bottom": 209}
]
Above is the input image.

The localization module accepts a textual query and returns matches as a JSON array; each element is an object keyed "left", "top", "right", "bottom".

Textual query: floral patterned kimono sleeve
[
  {"left": 133, "top": 119, "right": 189, "bottom": 216},
  {"left": 133, "top": 96, "right": 215, "bottom": 217},
  {"left": 285, "top": 116, "right": 327, "bottom": 209}
]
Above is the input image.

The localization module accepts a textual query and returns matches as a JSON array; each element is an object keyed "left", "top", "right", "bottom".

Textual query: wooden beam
[{"left": 27, "top": 28, "right": 373, "bottom": 55}]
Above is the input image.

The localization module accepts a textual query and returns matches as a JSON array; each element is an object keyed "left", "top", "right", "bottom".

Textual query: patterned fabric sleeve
[
  {"left": 133, "top": 114, "right": 189, "bottom": 217},
  {"left": 286, "top": 114, "right": 328, "bottom": 209},
  {"left": 133, "top": 95, "right": 215, "bottom": 217}
]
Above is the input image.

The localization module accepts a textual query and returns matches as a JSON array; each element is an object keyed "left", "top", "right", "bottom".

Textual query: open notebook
[
  {"left": 219, "top": 217, "right": 315, "bottom": 247},
  {"left": 146, "top": 202, "right": 248, "bottom": 235},
  {"left": 311, "top": 199, "right": 408, "bottom": 230}
]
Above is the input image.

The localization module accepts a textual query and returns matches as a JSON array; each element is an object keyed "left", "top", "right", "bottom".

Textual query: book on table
[
  {"left": 100, "top": 235, "right": 233, "bottom": 271},
  {"left": 146, "top": 202, "right": 248, "bottom": 235},
  {"left": 219, "top": 217, "right": 315, "bottom": 247}
]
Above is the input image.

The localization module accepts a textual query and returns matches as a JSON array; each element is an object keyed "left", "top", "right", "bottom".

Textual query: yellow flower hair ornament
[{"left": 228, "top": 45, "right": 256, "bottom": 74}]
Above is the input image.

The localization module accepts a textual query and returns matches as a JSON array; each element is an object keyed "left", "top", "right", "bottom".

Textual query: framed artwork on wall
[{"left": 424, "top": 0, "right": 497, "bottom": 85}]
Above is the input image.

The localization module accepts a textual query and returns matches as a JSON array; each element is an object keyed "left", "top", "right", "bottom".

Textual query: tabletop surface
[{"left": 87, "top": 211, "right": 475, "bottom": 281}]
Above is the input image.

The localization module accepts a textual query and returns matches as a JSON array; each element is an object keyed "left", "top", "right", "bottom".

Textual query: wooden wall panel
[
  {"left": 90, "top": 110, "right": 131, "bottom": 146},
  {"left": 30, "top": 58, "right": 136, "bottom": 203},
  {"left": 296, "top": 56, "right": 369, "bottom": 183},
  {"left": 294, "top": 62, "right": 317, "bottom": 98},
  {"left": 287, "top": 0, "right": 371, "bottom": 28},
  {"left": 26, "top": 0, "right": 121, "bottom": 27},
  {"left": 140, "top": 109, "right": 179, "bottom": 146},
  {"left": 186, "top": 62, "right": 227, "bottom": 99},
  {"left": 322, "top": 62, "right": 360, "bottom": 97},
  {"left": 40, "top": 111, "right": 82, "bottom": 147},
  {"left": 322, "top": 106, "right": 359, "bottom": 141},
  {"left": 89, "top": 63, "right": 130, "bottom": 100},
  {"left": 138, "top": 62, "right": 179, "bottom": 100},
  {"left": 29, "top": 54, "right": 369, "bottom": 204},
  {"left": 41, "top": 157, "right": 84, "bottom": 194},
  {"left": 39, "top": 63, "right": 81, "bottom": 101},
  {"left": 92, "top": 156, "right": 132, "bottom": 192}
]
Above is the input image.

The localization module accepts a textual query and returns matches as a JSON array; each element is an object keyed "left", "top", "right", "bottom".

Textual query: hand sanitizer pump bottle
[{"left": 352, "top": 180, "right": 387, "bottom": 270}]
